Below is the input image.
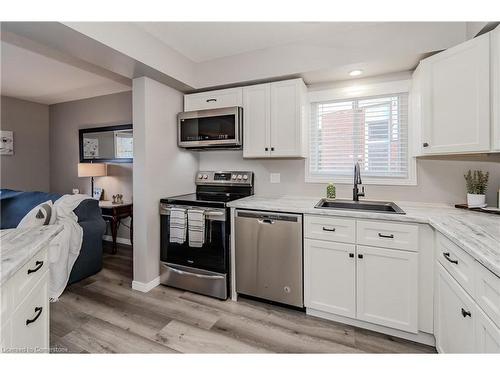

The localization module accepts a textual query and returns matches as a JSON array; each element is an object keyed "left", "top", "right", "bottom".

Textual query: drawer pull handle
[
  {"left": 27, "top": 261, "right": 44, "bottom": 274},
  {"left": 349, "top": 253, "right": 354, "bottom": 258},
  {"left": 358, "top": 254, "right": 363, "bottom": 259},
  {"left": 26, "top": 307, "right": 43, "bottom": 326},
  {"left": 322, "top": 227, "right": 336, "bottom": 232},
  {"left": 461, "top": 308, "right": 472, "bottom": 318},
  {"left": 443, "top": 252, "right": 459, "bottom": 265},
  {"left": 378, "top": 233, "right": 394, "bottom": 239},
  {"left": 206, "top": 98, "right": 217, "bottom": 103}
]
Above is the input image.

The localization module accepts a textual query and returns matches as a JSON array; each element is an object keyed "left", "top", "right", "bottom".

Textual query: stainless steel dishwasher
[{"left": 235, "top": 210, "right": 303, "bottom": 307}]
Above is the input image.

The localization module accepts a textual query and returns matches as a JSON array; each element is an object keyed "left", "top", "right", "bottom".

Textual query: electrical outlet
[
  {"left": 72, "top": 188, "right": 79, "bottom": 194},
  {"left": 270, "top": 173, "right": 281, "bottom": 184}
]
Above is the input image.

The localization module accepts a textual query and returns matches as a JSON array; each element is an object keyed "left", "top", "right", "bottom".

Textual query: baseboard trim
[
  {"left": 132, "top": 277, "right": 160, "bottom": 293},
  {"left": 307, "top": 308, "right": 436, "bottom": 347},
  {"left": 103, "top": 235, "right": 131, "bottom": 246}
]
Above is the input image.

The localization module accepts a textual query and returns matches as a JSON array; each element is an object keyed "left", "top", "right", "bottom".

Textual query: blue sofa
[{"left": 0, "top": 189, "right": 106, "bottom": 284}]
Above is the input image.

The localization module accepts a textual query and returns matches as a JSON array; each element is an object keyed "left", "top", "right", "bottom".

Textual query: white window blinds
[{"left": 308, "top": 93, "right": 409, "bottom": 181}]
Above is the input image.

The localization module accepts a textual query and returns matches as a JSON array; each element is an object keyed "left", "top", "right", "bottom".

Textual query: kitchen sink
[{"left": 315, "top": 198, "right": 405, "bottom": 214}]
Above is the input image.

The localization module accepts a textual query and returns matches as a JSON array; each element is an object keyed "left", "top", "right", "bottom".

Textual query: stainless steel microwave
[{"left": 177, "top": 106, "right": 243, "bottom": 149}]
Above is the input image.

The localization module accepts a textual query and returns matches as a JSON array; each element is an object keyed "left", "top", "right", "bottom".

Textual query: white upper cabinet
[
  {"left": 269, "top": 79, "right": 307, "bottom": 157},
  {"left": 243, "top": 78, "right": 307, "bottom": 158},
  {"left": 419, "top": 32, "right": 491, "bottom": 154},
  {"left": 491, "top": 26, "right": 500, "bottom": 151},
  {"left": 242, "top": 83, "right": 271, "bottom": 158},
  {"left": 184, "top": 87, "right": 243, "bottom": 111}
]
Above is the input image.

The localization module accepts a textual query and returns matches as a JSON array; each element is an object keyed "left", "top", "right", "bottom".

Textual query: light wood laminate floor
[{"left": 50, "top": 243, "right": 436, "bottom": 354}]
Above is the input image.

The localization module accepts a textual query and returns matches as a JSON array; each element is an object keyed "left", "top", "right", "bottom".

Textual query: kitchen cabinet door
[
  {"left": 184, "top": 87, "right": 243, "bottom": 111},
  {"left": 475, "top": 305, "right": 500, "bottom": 353},
  {"left": 304, "top": 239, "right": 356, "bottom": 318},
  {"left": 435, "top": 263, "right": 475, "bottom": 353},
  {"left": 243, "top": 83, "right": 271, "bottom": 158},
  {"left": 421, "top": 33, "right": 490, "bottom": 154},
  {"left": 270, "top": 79, "right": 306, "bottom": 157},
  {"left": 491, "top": 25, "right": 500, "bottom": 151},
  {"left": 356, "top": 245, "right": 418, "bottom": 333}
]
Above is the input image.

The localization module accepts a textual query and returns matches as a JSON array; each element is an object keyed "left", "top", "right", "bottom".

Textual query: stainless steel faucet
[{"left": 353, "top": 161, "right": 365, "bottom": 201}]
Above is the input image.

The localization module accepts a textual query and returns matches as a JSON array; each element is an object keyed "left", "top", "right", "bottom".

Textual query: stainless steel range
[{"left": 159, "top": 171, "right": 254, "bottom": 299}]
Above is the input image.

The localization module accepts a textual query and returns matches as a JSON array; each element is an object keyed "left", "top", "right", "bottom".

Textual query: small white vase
[{"left": 467, "top": 193, "right": 486, "bottom": 208}]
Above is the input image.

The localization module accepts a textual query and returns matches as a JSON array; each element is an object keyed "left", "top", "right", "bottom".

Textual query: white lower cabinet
[
  {"left": 356, "top": 245, "right": 418, "bottom": 333},
  {"left": 475, "top": 306, "right": 500, "bottom": 353},
  {"left": 304, "top": 239, "right": 356, "bottom": 318},
  {"left": 436, "top": 263, "right": 476, "bottom": 353}
]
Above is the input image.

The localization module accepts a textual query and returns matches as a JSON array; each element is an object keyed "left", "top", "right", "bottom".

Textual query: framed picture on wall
[
  {"left": 0, "top": 131, "right": 14, "bottom": 156},
  {"left": 93, "top": 187, "right": 103, "bottom": 201}
]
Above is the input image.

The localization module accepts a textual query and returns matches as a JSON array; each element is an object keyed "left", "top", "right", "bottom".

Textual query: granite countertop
[
  {"left": 0, "top": 225, "right": 63, "bottom": 285},
  {"left": 228, "top": 195, "right": 500, "bottom": 278}
]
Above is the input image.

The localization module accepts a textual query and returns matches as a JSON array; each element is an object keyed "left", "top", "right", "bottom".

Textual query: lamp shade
[{"left": 78, "top": 163, "right": 107, "bottom": 177}]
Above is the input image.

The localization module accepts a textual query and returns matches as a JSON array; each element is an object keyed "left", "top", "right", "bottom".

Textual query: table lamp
[{"left": 78, "top": 163, "right": 107, "bottom": 196}]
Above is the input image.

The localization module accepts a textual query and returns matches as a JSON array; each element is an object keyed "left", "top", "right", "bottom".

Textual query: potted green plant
[{"left": 464, "top": 170, "right": 489, "bottom": 208}]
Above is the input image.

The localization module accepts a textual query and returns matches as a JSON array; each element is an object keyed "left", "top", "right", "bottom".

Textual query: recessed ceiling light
[{"left": 349, "top": 70, "right": 363, "bottom": 77}]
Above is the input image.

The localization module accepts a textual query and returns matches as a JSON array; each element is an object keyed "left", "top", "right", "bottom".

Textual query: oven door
[
  {"left": 160, "top": 204, "right": 228, "bottom": 273},
  {"left": 177, "top": 106, "right": 242, "bottom": 148}
]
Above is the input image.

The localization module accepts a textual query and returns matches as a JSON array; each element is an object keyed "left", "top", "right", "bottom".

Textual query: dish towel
[
  {"left": 169, "top": 207, "right": 187, "bottom": 244},
  {"left": 188, "top": 209, "right": 205, "bottom": 248}
]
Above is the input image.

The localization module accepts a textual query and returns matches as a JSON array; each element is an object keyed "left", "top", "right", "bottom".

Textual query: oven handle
[
  {"left": 166, "top": 265, "right": 225, "bottom": 280},
  {"left": 160, "top": 206, "right": 225, "bottom": 220}
]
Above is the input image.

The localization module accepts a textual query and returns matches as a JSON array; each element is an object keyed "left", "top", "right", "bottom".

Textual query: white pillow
[{"left": 17, "top": 200, "right": 56, "bottom": 228}]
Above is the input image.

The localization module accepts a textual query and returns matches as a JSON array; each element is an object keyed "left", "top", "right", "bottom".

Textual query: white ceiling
[
  {"left": 135, "top": 22, "right": 468, "bottom": 87},
  {"left": 135, "top": 22, "right": 378, "bottom": 63},
  {"left": 1, "top": 41, "right": 131, "bottom": 105}
]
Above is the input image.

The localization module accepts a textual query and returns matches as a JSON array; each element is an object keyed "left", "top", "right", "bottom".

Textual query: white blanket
[{"left": 49, "top": 194, "right": 89, "bottom": 301}]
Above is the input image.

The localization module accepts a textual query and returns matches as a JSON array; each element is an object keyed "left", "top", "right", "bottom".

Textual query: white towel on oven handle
[
  {"left": 169, "top": 207, "right": 186, "bottom": 244},
  {"left": 188, "top": 209, "right": 205, "bottom": 248}
]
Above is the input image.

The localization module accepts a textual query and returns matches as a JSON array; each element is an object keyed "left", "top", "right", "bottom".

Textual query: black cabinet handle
[
  {"left": 461, "top": 308, "right": 472, "bottom": 318},
  {"left": 423, "top": 142, "right": 429, "bottom": 147},
  {"left": 206, "top": 98, "right": 217, "bottom": 103},
  {"left": 271, "top": 147, "right": 275, "bottom": 151},
  {"left": 358, "top": 254, "right": 363, "bottom": 259},
  {"left": 349, "top": 253, "right": 354, "bottom": 258},
  {"left": 378, "top": 233, "right": 394, "bottom": 239},
  {"left": 322, "top": 226, "right": 336, "bottom": 232},
  {"left": 443, "top": 252, "right": 459, "bottom": 265},
  {"left": 26, "top": 307, "right": 43, "bottom": 326},
  {"left": 27, "top": 260, "right": 44, "bottom": 275},
  {"left": 265, "top": 147, "right": 269, "bottom": 151}
]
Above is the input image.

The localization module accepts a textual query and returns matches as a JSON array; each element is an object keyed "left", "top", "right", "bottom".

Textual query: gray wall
[
  {"left": 132, "top": 77, "right": 198, "bottom": 286},
  {"left": 199, "top": 152, "right": 500, "bottom": 207},
  {"left": 0, "top": 96, "right": 50, "bottom": 192},
  {"left": 49, "top": 91, "right": 133, "bottom": 240}
]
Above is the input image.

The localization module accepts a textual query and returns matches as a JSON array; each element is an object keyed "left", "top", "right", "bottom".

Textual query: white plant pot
[{"left": 467, "top": 193, "right": 486, "bottom": 208}]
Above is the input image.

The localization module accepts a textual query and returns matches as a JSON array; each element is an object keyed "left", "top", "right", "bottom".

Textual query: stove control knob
[
  {"left": 237, "top": 174, "right": 242, "bottom": 180},
  {"left": 203, "top": 174, "right": 208, "bottom": 179},
  {"left": 231, "top": 174, "right": 237, "bottom": 180},
  {"left": 197, "top": 174, "right": 203, "bottom": 179},
  {"left": 243, "top": 175, "right": 248, "bottom": 180}
]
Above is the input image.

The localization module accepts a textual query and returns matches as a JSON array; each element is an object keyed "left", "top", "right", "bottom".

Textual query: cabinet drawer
[
  {"left": 475, "top": 262, "right": 500, "bottom": 328},
  {"left": 356, "top": 220, "right": 418, "bottom": 251},
  {"left": 184, "top": 88, "right": 243, "bottom": 111},
  {"left": 304, "top": 215, "right": 355, "bottom": 243},
  {"left": 436, "top": 234, "right": 475, "bottom": 296},
  {"left": 11, "top": 272, "right": 49, "bottom": 352},
  {"left": 11, "top": 247, "right": 48, "bottom": 306}
]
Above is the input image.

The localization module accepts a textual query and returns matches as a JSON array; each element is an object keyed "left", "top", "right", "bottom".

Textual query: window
[{"left": 307, "top": 92, "right": 413, "bottom": 185}]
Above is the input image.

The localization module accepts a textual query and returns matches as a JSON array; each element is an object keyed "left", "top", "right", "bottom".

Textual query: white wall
[
  {"left": 132, "top": 77, "right": 198, "bottom": 286},
  {"left": 1, "top": 96, "right": 50, "bottom": 192},
  {"left": 199, "top": 151, "right": 500, "bottom": 207}
]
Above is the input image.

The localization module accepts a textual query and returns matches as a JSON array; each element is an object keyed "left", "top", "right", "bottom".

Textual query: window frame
[{"left": 305, "top": 80, "right": 417, "bottom": 186}]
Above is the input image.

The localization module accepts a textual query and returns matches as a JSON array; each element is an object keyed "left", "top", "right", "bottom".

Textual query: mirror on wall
[{"left": 79, "top": 124, "right": 133, "bottom": 163}]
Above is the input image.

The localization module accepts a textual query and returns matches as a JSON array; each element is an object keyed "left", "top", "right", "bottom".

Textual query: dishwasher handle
[{"left": 237, "top": 210, "right": 300, "bottom": 222}]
